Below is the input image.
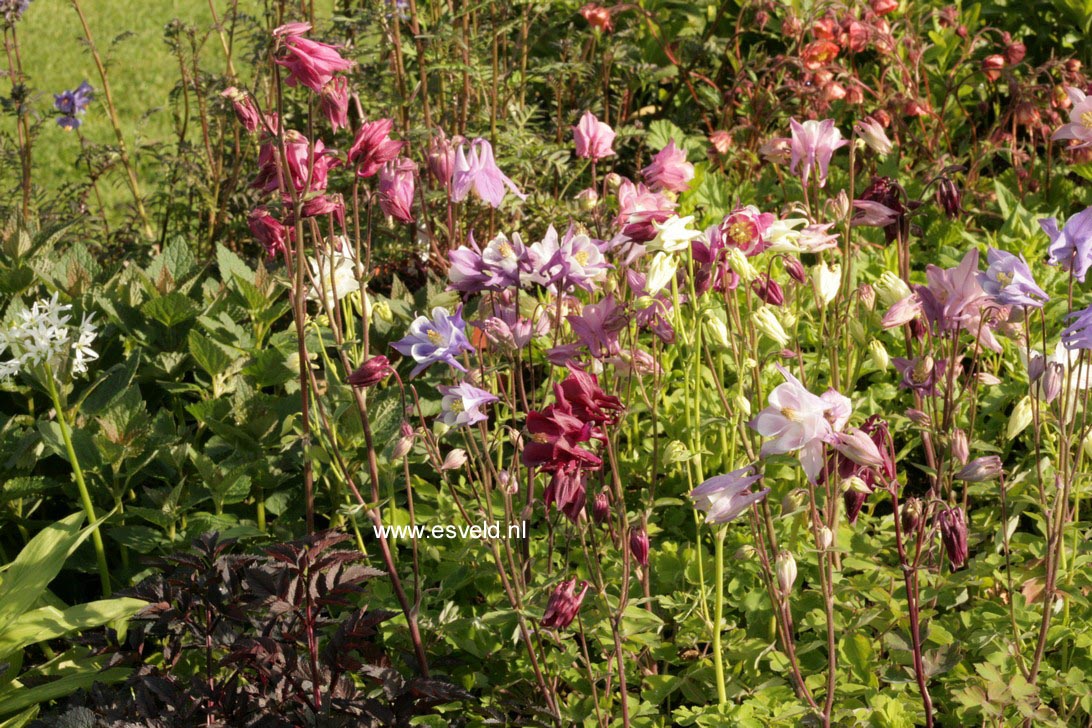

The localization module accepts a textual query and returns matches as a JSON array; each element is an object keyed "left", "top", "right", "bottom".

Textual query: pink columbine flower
[
  {"left": 247, "top": 207, "right": 291, "bottom": 258},
  {"left": 541, "top": 578, "right": 590, "bottom": 629},
  {"left": 749, "top": 365, "right": 835, "bottom": 482},
  {"left": 1053, "top": 87, "right": 1092, "bottom": 148},
  {"left": 427, "top": 130, "right": 462, "bottom": 186},
  {"left": 641, "top": 139, "right": 695, "bottom": 193},
  {"left": 378, "top": 158, "right": 416, "bottom": 224},
  {"left": 221, "top": 87, "right": 260, "bottom": 133},
  {"left": 452, "top": 138, "right": 527, "bottom": 207},
  {"left": 789, "top": 118, "right": 848, "bottom": 188},
  {"left": 274, "top": 23, "right": 354, "bottom": 94},
  {"left": 252, "top": 131, "right": 332, "bottom": 197},
  {"left": 690, "top": 464, "right": 770, "bottom": 524},
  {"left": 319, "top": 76, "right": 350, "bottom": 132},
  {"left": 614, "top": 178, "right": 676, "bottom": 242},
  {"left": 573, "top": 110, "right": 616, "bottom": 161},
  {"left": 348, "top": 118, "right": 406, "bottom": 178}
]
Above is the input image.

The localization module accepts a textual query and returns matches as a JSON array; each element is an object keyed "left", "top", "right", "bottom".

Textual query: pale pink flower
[
  {"left": 573, "top": 111, "right": 616, "bottom": 161},
  {"left": 641, "top": 140, "right": 695, "bottom": 193},
  {"left": 320, "top": 77, "right": 350, "bottom": 132},
  {"left": 1055, "top": 87, "right": 1092, "bottom": 147},
  {"left": 378, "top": 158, "right": 416, "bottom": 223},
  {"left": 750, "top": 365, "right": 835, "bottom": 482},
  {"left": 789, "top": 118, "right": 848, "bottom": 187},
  {"left": 452, "top": 138, "right": 527, "bottom": 207}
]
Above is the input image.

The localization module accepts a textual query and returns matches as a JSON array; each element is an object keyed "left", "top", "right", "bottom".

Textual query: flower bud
[
  {"left": 956, "top": 455, "right": 1003, "bottom": 482},
  {"left": 604, "top": 172, "right": 623, "bottom": 190},
  {"left": 1007, "top": 396, "right": 1034, "bottom": 440},
  {"left": 753, "top": 307, "right": 790, "bottom": 347},
  {"left": 977, "top": 372, "right": 1002, "bottom": 387},
  {"left": 498, "top": 469, "right": 518, "bottom": 495},
  {"left": 900, "top": 497, "right": 922, "bottom": 533},
  {"left": 781, "top": 489, "right": 807, "bottom": 517},
  {"left": 844, "top": 475, "right": 872, "bottom": 495},
  {"left": 937, "top": 507, "right": 968, "bottom": 569},
  {"left": 726, "top": 247, "right": 758, "bottom": 283},
  {"left": 830, "top": 428, "right": 885, "bottom": 468},
  {"left": 951, "top": 429, "right": 969, "bottom": 466},
  {"left": 441, "top": 448, "right": 468, "bottom": 471},
  {"left": 645, "top": 252, "right": 678, "bottom": 295},
  {"left": 348, "top": 355, "right": 394, "bottom": 388},
  {"left": 541, "top": 578, "right": 590, "bottom": 629},
  {"left": 663, "top": 440, "right": 692, "bottom": 465},
  {"left": 782, "top": 255, "right": 807, "bottom": 284},
  {"left": 858, "top": 283, "right": 876, "bottom": 310},
  {"left": 868, "top": 340, "right": 889, "bottom": 370},
  {"left": 391, "top": 423, "right": 415, "bottom": 460},
  {"left": 629, "top": 527, "right": 650, "bottom": 567},
  {"left": 634, "top": 295, "right": 656, "bottom": 311},
  {"left": 905, "top": 408, "right": 932, "bottom": 427},
  {"left": 592, "top": 491, "right": 611, "bottom": 524},
  {"left": 704, "top": 313, "right": 731, "bottom": 349},
  {"left": 733, "top": 391, "right": 752, "bottom": 417},
  {"left": 372, "top": 300, "right": 393, "bottom": 323},
  {"left": 776, "top": 550, "right": 797, "bottom": 594},
  {"left": 1038, "top": 362, "right": 1064, "bottom": 403},
  {"left": 576, "top": 187, "right": 599, "bottom": 211},
  {"left": 734, "top": 544, "right": 757, "bottom": 560},
  {"left": 936, "top": 177, "right": 961, "bottom": 219},
  {"left": 817, "top": 526, "right": 834, "bottom": 550},
  {"left": 753, "top": 275, "right": 785, "bottom": 306},
  {"left": 982, "top": 54, "right": 1006, "bottom": 81}
]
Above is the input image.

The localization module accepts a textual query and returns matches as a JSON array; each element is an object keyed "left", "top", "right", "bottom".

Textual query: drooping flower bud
[
  {"left": 348, "top": 355, "right": 394, "bottom": 388},
  {"left": 781, "top": 488, "right": 807, "bottom": 516},
  {"left": 753, "top": 274, "right": 785, "bottom": 306},
  {"left": 868, "top": 340, "right": 889, "bottom": 370},
  {"left": 592, "top": 491, "right": 611, "bottom": 524},
  {"left": 1038, "top": 362, "right": 1064, "bottom": 403},
  {"left": 900, "top": 497, "right": 922, "bottom": 533},
  {"left": 753, "top": 307, "right": 790, "bottom": 346},
  {"left": 441, "top": 448, "right": 468, "bottom": 471},
  {"left": 829, "top": 428, "right": 885, "bottom": 468},
  {"left": 391, "top": 421, "right": 415, "bottom": 460},
  {"left": 541, "top": 578, "right": 590, "bottom": 629},
  {"left": 704, "top": 313, "right": 731, "bottom": 349},
  {"left": 812, "top": 262, "right": 841, "bottom": 305},
  {"left": 629, "top": 527, "right": 650, "bottom": 567},
  {"left": 221, "top": 86, "right": 260, "bottom": 133},
  {"left": 951, "top": 429, "right": 969, "bottom": 466},
  {"left": 782, "top": 255, "right": 807, "bottom": 284},
  {"left": 875, "top": 271, "right": 912, "bottom": 306},
  {"left": 858, "top": 283, "right": 876, "bottom": 310},
  {"left": 734, "top": 544, "right": 756, "bottom": 560},
  {"left": 905, "top": 408, "right": 932, "bottom": 427},
  {"left": 817, "top": 526, "right": 834, "bottom": 550},
  {"left": 776, "top": 550, "right": 797, "bottom": 594},
  {"left": 937, "top": 507, "right": 969, "bottom": 569},
  {"left": 956, "top": 455, "right": 1003, "bottom": 482},
  {"left": 576, "top": 187, "right": 599, "bottom": 211},
  {"left": 936, "top": 177, "right": 961, "bottom": 219}
]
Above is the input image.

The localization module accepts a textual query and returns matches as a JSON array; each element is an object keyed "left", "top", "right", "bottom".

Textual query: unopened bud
[
  {"left": 875, "top": 271, "right": 912, "bottom": 307},
  {"left": 776, "top": 550, "right": 797, "bottom": 594},
  {"left": 704, "top": 313, "right": 731, "bottom": 348},
  {"left": 844, "top": 476, "right": 872, "bottom": 495},
  {"left": 373, "top": 300, "right": 393, "bottom": 323},
  {"left": 663, "top": 440, "right": 692, "bottom": 465},
  {"left": 1007, "top": 396, "right": 1034, "bottom": 440},
  {"left": 937, "top": 507, "right": 968, "bottom": 569},
  {"left": 629, "top": 527, "right": 650, "bottom": 567},
  {"left": 782, "top": 255, "right": 807, "bottom": 284},
  {"left": 951, "top": 429, "right": 969, "bottom": 466},
  {"left": 734, "top": 544, "right": 757, "bottom": 560},
  {"left": 726, "top": 247, "right": 758, "bottom": 283},
  {"left": 441, "top": 448, "right": 468, "bottom": 471},
  {"left": 858, "top": 283, "right": 876, "bottom": 311},
  {"left": 868, "top": 340, "right": 889, "bottom": 370},
  {"left": 592, "top": 491, "right": 611, "bottom": 524},
  {"left": 900, "top": 497, "right": 922, "bottom": 533},
  {"left": 956, "top": 455, "right": 1003, "bottom": 482},
  {"left": 753, "top": 307, "right": 790, "bottom": 347},
  {"left": 817, "top": 526, "right": 834, "bottom": 550},
  {"left": 576, "top": 187, "right": 599, "bottom": 211},
  {"left": 733, "top": 391, "right": 752, "bottom": 417},
  {"left": 782, "top": 488, "right": 808, "bottom": 516}
]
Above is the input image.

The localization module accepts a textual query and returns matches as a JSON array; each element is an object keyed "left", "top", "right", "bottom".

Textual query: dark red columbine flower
[
  {"left": 348, "top": 355, "right": 393, "bottom": 388},
  {"left": 858, "top": 176, "right": 906, "bottom": 243},
  {"left": 544, "top": 463, "right": 587, "bottom": 523},
  {"left": 828, "top": 415, "right": 895, "bottom": 524},
  {"left": 541, "top": 578, "right": 590, "bottom": 629},
  {"left": 592, "top": 491, "right": 611, "bottom": 524},
  {"left": 752, "top": 275, "right": 784, "bottom": 306},
  {"left": 937, "top": 507, "right": 968, "bottom": 569},
  {"left": 522, "top": 406, "right": 602, "bottom": 471},
  {"left": 555, "top": 370, "right": 624, "bottom": 426}
]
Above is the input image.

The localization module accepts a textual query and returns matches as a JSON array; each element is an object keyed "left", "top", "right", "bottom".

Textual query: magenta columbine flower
[
  {"left": 937, "top": 507, "right": 968, "bottom": 569},
  {"left": 689, "top": 464, "right": 770, "bottom": 524},
  {"left": 438, "top": 382, "right": 498, "bottom": 427},
  {"left": 1052, "top": 86, "right": 1092, "bottom": 149},
  {"left": 789, "top": 118, "right": 848, "bottom": 188},
  {"left": 390, "top": 306, "right": 475, "bottom": 378},
  {"left": 1040, "top": 206, "right": 1092, "bottom": 282},
  {"left": 378, "top": 158, "right": 416, "bottom": 224},
  {"left": 641, "top": 139, "right": 694, "bottom": 193},
  {"left": 273, "top": 23, "right": 354, "bottom": 94},
  {"left": 720, "top": 205, "right": 776, "bottom": 256},
  {"left": 573, "top": 110, "right": 616, "bottom": 161},
  {"left": 320, "top": 76, "right": 350, "bottom": 132},
  {"left": 54, "top": 81, "right": 93, "bottom": 130},
  {"left": 614, "top": 178, "right": 677, "bottom": 242},
  {"left": 348, "top": 118, "right": 406, "bottom": 178},
  {"left": 452, "top": 138, "right": 527, "bottom": 207},
  {"left": 915, "top": 248, "right": 1002, "bottom": 352},
  {"left": 749, "top": 365, "right": 837, "bottom": 483},
  {"left": 978, "top": 247, "right": 1048, "bottom": 308}
]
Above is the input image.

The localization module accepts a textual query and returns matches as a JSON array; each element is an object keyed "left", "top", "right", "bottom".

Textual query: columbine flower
[
  {"left": 749, "top": 365, "right": 834, "bottom": 482},
  {"left": 391, "top": 306, "right": 475, "bottom": 378},
  {"left": 541, "top": 578, "right": 590, "bottom": 629},
  {"left": 978, "top": 247, "right": 1048, "bottom": 308},
  {"left": 438, "top": 382, "right": 498, "bottom": 427},
  {"left": 645, "top": 252, "right": 678, "bottom": 296},
  {"left": 306, "top": 242, "right": 360, "bottom": 311},
  {"left": 641, "top": 139, "right": 695, "bottom": 193},
  {"left": 752, "top": 306, "right": 790, "bottom": 346},
  {"left": 1052, "top": 86, "right": 1092, "bottom": 148},
  {"left": 1062, "top": 304, "right": 1092, "bottom": 351},
  {"left": 615, "top": 178, "right": 677, "bottom": 242},
  {"left": 651, "top": 215, "right": 701, "bottom": 252},
  {"left": 348, "top": 355, "right": 393, "bottom": 388},
  {"left": 378, "top": 158, "right": 416, "bottom": 224},
  {"left": 248, "top": 207, "right": 291, "bottom": 258},
  {"left": 789, "top": 118, "right": 847, "bottom": 187},
  {"left": 689, "top": 464, "right": 770, "bottom": 524},
  {"left": 937, "top": 507, "right": 968, "bottom": 569},
  {"left": 452, "top": 138, "right": 527, "bottom": 207},
  {"left": 915, "top": 248, "right": 1002, "bottom": 352},
  {"left": 319, "top": 76, "right": 350, "bottom": 132},
  {"left": 1040, "top": 206, "right": 1092, "bottom": 282},
  {"left": 776, "top": 551, "right": 797, "bottom": 593},
  {"left": 854, "top": 117, "right": 893, "bottom": 155},
  {"left": 573, "top": 110, "right": 616, "bottom": 161},
  {"left": 274, "top": 23, "right": 354, "bottom": 94},
  {"left": 812, "top": 262, "right": 841, "bottom": 304},
  {"left": 956, "top": 456, "right": 1003, "bottom": 482},
  {"left": 545, "top": 463, "right": 588, "bottom": 522},
  {"left": 720, "top": 205, "right": 776, "bottom": 256},
  {"left": 221, "top": 86, "right": 260, "bottom": 133},
  {"left": 427, "top": 130, "right": 461, "bottom": 186},
  {"left": 0, "top": 294, "right": 98, "bottom": 379},
  {"left": 892, "top": 355, "right": 945, "bottom": 395},
  {"left": 348, "top": 118, "right": 406, "bottom": 178},
  {"left": 54, "top": 81, "right": 93, "bottom": 130},
  {"left": 629, "top": 527, "right": 650, "bottom": 566}
]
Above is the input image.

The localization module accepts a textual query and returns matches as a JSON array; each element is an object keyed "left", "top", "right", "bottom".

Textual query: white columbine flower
[
  {"left": 646, "top": 252, "right": 678, "bottom": 295},
  {"left": 812, "top": 262, "right": 842, "bottom": 304},
  {"left": 307, "top": 240, "right": 361, "bottom": 311},
  {"left": 651, "top": 215, "right": 701, "bottom": 252}
]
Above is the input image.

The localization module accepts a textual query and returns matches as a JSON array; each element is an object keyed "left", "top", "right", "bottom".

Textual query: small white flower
[
  {"left": 645, "top": 252, "right": 678, "bottom": 295},
  {"left": 307, "top": 242, "right": 360, "bottom": 311},
  {"left": 651, "top": 215, "right": 701, "bottom": 253}
]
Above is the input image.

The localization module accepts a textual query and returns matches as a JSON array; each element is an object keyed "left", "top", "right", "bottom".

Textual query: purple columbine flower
[
  {"left": 564, "top": 294, "right": 627, "bottom": 359},
  {"left": 54, "top": 81, "right": 93, "bottom": 130},
  {"left": 438, "top": 382, "right": 498, "bottom": 427},
  {"left": 451, "top": 138, "right": 526, "bottom": 208},
  {"left": 1062, "top": 304, "right": 1092, "bottom": 351},
  {"left": 789, "top": 118, "right": 847, "bottom": 188},
  {"left": 689, "top": 464, "right": 770, "bottom": 524},
  {"left": 390, "top": 306, "right": 475, "bottom": 378},
  {"left": 978, "top": 247, "right": 1048, "bottom": 308},
  {"left": 1040, "top": 206, "right": 1092, "bottom": 282},
  {"left": 892, "top": 355, "right": 946, "bottom": 395}
]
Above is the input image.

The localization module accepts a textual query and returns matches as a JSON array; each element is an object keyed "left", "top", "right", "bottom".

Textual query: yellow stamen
[
  {"left": 427, "top": 329, "right": 444, "bottom": 345},
  {"left": 497, "top": 241, "right": 513, "bottom": 258},
  {"left": 573, "top": 250, "right": 590, "bottom": 266},
  {"left": 780, "top": 407, "right": 800, "bottom": 421},
  {"left": 1082, "top": 110, "right": 1092, "bottom": 128},
  {"left": 995, "top": 271, "right": 1013, "bottom": 286},
  {"left": 450, "top": 398, "right": 464, "bottom": 413},
  {"left": 729, "top": 220, "right": 754, "bottom": 246}
]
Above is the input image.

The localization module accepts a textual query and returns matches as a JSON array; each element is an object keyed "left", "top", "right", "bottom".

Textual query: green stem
[
  {"left": 713, "top": 526, "right": 727, "bottom": 706},
  {"left": 46, "top": 364, "right": 111, "bottom": 595}
]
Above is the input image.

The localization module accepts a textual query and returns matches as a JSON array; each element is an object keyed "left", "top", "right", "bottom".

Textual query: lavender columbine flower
[
  {"left": 750, "top": 365, "right": 837, "bottom": 483},
  {"left": 54, "top": 81, "right": 93, "bottom": 130},
  {"left": 1062, "top": 304, "right": 1092, "bottom": 351},
  {"left": 978, "top": 247, "right": 1048, "bottom": 308},
  {"left": 451, "top": 138, "right": 527, "bottom": 208},
  {"left": 438, "top": 382, "right": 498, "bottom": 427},
  {"left": 391, "top": 306, "right": 475, "bottom": 378},
  {"left": 689, "top": 464, "right": 770, "bottom": 524},
  {"left": 1040, "top": 206, "right": 1092, "bottom": 282},
  {"left": 789, "top": 118, "right": 847, "bottom": 188}
]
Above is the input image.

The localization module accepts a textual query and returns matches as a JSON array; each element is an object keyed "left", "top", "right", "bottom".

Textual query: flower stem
[
  {"left": 46, "top": 365, "right": 110, "bottom": 595},
  {"left": 713, "top": 526, "right": 727, "bottom": 705}
]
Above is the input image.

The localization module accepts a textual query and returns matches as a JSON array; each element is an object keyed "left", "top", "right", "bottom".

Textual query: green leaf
[
  {"left": 0, "top": 656, "right": 127, "bottom": 717},
  {"left": 188, "top": 330, "right": 234, "bottom": 377},
  {"left": 141, "top": 292, "right": 199, "bottom": 328},
  {"left": 0, "top": 513, "right": 88, "bottom": 635},
  {"left": 0, "top": 598, "right": 146, "bottom": 660},
  {"left": 217, "top": 244, "right": 254, "bottom": 286},
  {"left": 36, "top": 421, "right": 102, "bottom": 473}
]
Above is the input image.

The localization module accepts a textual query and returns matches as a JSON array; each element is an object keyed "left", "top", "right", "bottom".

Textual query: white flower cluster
[{"left": 0, "top": 294, "right": 99, "bottom": 380}]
